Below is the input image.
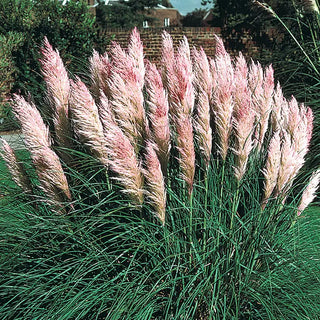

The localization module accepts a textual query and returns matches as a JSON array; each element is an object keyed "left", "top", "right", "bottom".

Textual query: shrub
[
  {"left": 0, "top": 31, "right": 24, "bottom": 131},
  {"left": 0, "top": 29, "right": 319, "bottom": 319},
  {"left": 0, "top": 0, "right": 106, "bottom": 105}
]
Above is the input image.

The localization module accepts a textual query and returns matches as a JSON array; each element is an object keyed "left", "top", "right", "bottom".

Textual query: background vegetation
[{"left": 0, "top": 0, "right": 109, "bottom": 131}]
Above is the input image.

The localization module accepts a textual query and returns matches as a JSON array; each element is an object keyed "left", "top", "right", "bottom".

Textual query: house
[
  {"left": 59, "top": 0, "right": 182, "bottom": 28},
  {"left": 144, "top": 5, "right": 182, "bottom": 28},
  {"left": 101, "top": 0, "right": 182, "bottom": 28}
]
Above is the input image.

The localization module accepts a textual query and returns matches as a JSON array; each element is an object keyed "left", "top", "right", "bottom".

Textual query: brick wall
[{"left": 99, "top": 27, "right": 269, "bottom": 63}]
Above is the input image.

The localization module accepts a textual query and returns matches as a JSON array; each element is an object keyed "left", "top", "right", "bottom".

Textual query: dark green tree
[
  {"left": 182, "top": 9, "right": 207, "bottom": 27},
  {"left": 0, "top": 0, "right": 104, "bottom": 100},
  {"left": 96, "top": 0, "right": 161, "bottom": 29},
  {"left": 201, "top": 0, "right": 255, "bottom": 28}
]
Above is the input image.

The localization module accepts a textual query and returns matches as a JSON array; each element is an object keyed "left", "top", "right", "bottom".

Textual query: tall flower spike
[
  {"left": 257, "top": 65, "right": 274, "bottom": 150},
  {"left": 165, "top": 36, "right": 195, "bottom": 195},
  {"left": 174, "top": 36, "right": 194, "bottom": 115},
  {"left": 275, "top": 130, "right": 302, "bottom": 197},
  {"left": 127, "top": 27, "right": 145, "bottom": 89},
  {"left": 89, "top": 50, "right": 110, "bottom": 100},
  {"left": 40, "top": 38, "right": 73, "bottom": 161},
  {"left": 293, "top": 103, "right": 311, "bottom": 158},
  {"left": 214, "top": 34, "right": 228, "bottom": 56},
  {"left": 1, "top": 139, "right": 32, "bottom": 194},
  {"left": 109, "top": 43, "right": 147, "bottom": 151},
  {"left": 69, "top": 78, "right": 108, "bottom": 168},
  {"left": 297, "top": 169, "right": 320, "bottom": 216},
  {"left": 261, "top": 130, "right": 281, "bottom": 208},
  {"left": 100, "top": 95, "right": 144, "bottom": 205},
  {"left": 145, "top": 61, "right": 171, "bottom": 176},
  {"left": 233, "top": 53, "right": 255, "bottom": 181},
  {"left": 175, "top": 115, "right": 196, "bottom": 196},
  {"left": 212, "top": 36, "right": 234, "bottom": 160},
  {"left": 161, "top": 31, "right": 175, "bottom": 89},
  {"left": 192, "top": 47, "right": 212, "bottom": 169},
  {"left": 143, "top": 141, "right": 166, "bottom": 225},
  {"left": 271, "top": 82, "right": 287, "bottom": 132},
  {"left": 12, "top": 95, "right": 71, "bottom": 209}
]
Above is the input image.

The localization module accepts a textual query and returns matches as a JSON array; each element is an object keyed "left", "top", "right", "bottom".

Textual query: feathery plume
[
  {"left": 145, "top": 61, "right": 171, "bottom": 176},
  {"left": 1, "top": 139, "right": 32, "bottom": 193},
  {"left": 69, "top": 78, "right": 108, "bottom": 168},
  {"left": 109, "top": 43, "right": 147, "bottom": 150},
  {"left": 211, "top": 36, "right": 234, "bottom": 160},
  {"left": 297, "top": 169, "right": 320, "bottom": 215},
  {"left": 261, "top": 130, "right": 281, "bottom": 208},
  {"left": 250, "top": 63, "right": 274, "bottom": 150},
  {"left": 175, "top": 115, "right": 196, "bottom": 196},
  {"left": 12, "top": 95, "right": 71, "bottom": 208},
  {"left": 192, "top": 47, "right": 213, "bottom": 98},
  {"left": 100, "top": 95, "right": 144, "bottom": 205},
  {"left": 233, "top": 53, "right": 255, "bottom": 181},
  {"left": 40, "top": 37, "right": 73, "bottom": 158},
  {"left": 271, "top": 82, "right": 287, "bottom": 132},
  {"left": 143, "top": 141, "right": 166, "bottom": 224},
  {"left": 89, "top": 50, "right": 110, "bottom": 100},
  {"left": 127, "top": 27, "right": 145, "bottom": 89},
  {"left": 275, "top": 131, "right": 302, "bottom": 196},
  {"left": 167, "top": 36, "right": 194, "bottom": 116},
  {"left": 214, "top": 34, "right": 228, "bottom": 56},
  {"left": 274, "top": 100, "right": 313, "bottom": 199},
  {"left": 162, "top": 36, "right": 195, "bottom": 194},
  {"left": 161, "top": 31, "right": 175, "bottom": 89},
  {"left": 192, "top": 47, "right": 212, "bottom": 169},
  {"left": 284, "top": 100, "right": 313, "bottom": 178}
]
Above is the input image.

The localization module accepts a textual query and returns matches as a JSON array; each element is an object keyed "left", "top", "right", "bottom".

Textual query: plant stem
[{"left": 230, "top": 180, "right": 240, "bottom": 230}]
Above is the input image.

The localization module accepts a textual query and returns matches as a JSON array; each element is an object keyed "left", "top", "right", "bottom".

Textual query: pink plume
[
  {"left": 100, "top": 95, "right": 144, "bottom": 205},
  {"left": 11, "top": 95, "right": 71, "bottom": 209},
  {"left": 192, "top": 47, "right": 213, "bottom": 169},
  {"left": 143, "top": 141, "right": 166, "bottom": 224},
  {"left": 298, "top": 169, "right": 320, "bottom": 215},
  {"left": 89, "top": 50, "right": 111, "bottom": 99},
  {"left": 40, "top": 37, "right": 73, "bottom": 156},
  {"left": 1, "top": 139, "right": 32, "bottom": 193},
  {"left": 211, "top": 37, "right": 234, "bottom": 160},
  {"left": 233, "top": 53, "right": 255, "bottom": 181},
  {"left": 69, "top": 78, "right": 108, "bottom": 168},
  {"left": 145, "top": 61, "right": 171, "bottom": 176}
]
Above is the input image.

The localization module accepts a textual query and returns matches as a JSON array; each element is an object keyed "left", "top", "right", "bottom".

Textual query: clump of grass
[{"left": 0, "top": 28, "right": 319, "bottom": 319}]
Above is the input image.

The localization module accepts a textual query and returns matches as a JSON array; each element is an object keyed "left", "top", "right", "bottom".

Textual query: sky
[{"left": 170, "top": 0, "right": 210, "bottom": 15}]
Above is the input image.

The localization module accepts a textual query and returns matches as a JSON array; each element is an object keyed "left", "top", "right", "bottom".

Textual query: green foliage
[
  {"left": 0, "top": 144, "right": 319, "bottom": 319},
  {"left": 0, "top": 0, "right": 106, "bottom": 102},
  {"left": 96, "top": 0, "right": 160, "bottom": 29},
  {"left": 0, "top": 32, "right": 24, "bottom": 131},
  {"left": 201, "top": 0, "right": 256, "bottom": 29},
  {"left": 182, "top": 9, "right": 207, "bottom": 27}
]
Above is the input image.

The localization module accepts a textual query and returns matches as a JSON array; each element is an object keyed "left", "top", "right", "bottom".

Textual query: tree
[
  {"left": 0, "top": 0, "right": 104, "bottom": 100},
  {"left": 201, "top": 0, "right": 254, "bottom": 28},
  {"left": 182, "top": 9, "right": 207, "bottom": 27},
  {"left": 96, "top": 0, "right": 161, "bottom": 29}
]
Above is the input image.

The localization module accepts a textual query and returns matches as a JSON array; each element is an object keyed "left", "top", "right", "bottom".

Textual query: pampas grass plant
[{"left": 0, "top": 28, "right": 319, "bottom": 319}]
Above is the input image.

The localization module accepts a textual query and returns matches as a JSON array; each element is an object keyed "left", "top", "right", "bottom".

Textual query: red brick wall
[{"left": 98, "top": 27, "right": 267, "bottom": 63}]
